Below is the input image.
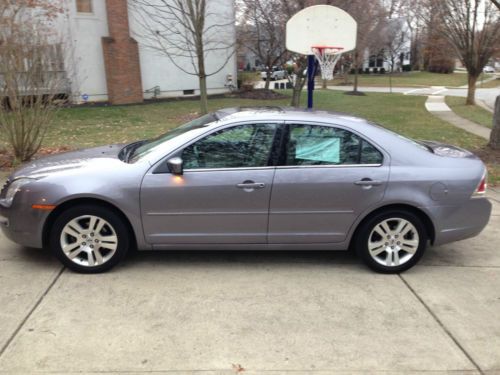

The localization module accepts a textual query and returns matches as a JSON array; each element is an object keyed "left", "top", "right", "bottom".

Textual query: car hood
[{"left": 10, "top": 144, "right": 124, "bottom": 180}]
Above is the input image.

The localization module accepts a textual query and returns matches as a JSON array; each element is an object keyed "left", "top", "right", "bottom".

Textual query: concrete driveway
[{"left": 0, "top": 193, "right": 499, "bottom": 374}]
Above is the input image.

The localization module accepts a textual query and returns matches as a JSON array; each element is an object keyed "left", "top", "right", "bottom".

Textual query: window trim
[
  {"left": 279, "top": 122, "right": 385, "bottom": 168},
  {"left": 76, "top": 0, "right": 94, "bottom": 14},
  {"left": 152, "top": 121, "right": 285, "bottom": 174}
]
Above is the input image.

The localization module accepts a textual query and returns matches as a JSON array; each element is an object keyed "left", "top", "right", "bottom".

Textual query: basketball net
[{"left": 312, "top": 46, "right": 344, "bottom": 81}]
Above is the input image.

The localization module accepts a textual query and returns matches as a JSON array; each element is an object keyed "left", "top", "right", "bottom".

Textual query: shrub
[
  {"left": 380, "top": 67, "right": 386, "bottom": 74},
  {"left": 402, "top": 64, "right": 412, "bottom": 72},
  {"left": 364, "top": 68, "right": 370, "bottom": 74}
]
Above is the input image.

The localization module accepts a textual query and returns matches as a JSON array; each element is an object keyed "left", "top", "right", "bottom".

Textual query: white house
[
  {"left": 52, "top": 0, "right": 237, "bottom": 104},
  {"left": 362, "top": 17, "right": 412, "bottom": 73}
]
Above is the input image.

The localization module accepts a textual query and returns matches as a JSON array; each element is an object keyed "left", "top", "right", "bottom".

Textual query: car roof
[{"left": 215, "top": 106, "right": 373, "bottom": 128}]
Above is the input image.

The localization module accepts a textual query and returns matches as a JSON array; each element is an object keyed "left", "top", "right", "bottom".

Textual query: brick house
[{"left": 55, "top": 0, "right": 237, "bottom": 104}]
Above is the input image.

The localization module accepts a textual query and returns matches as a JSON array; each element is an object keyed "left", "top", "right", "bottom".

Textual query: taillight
[{"left": 472, "top": 171, "right": 487, "bottom": 197}]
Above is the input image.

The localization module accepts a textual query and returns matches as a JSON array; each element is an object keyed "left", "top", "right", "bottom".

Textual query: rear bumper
[{"left": 431, "top": 197, "right": 492, "bottom": 246}]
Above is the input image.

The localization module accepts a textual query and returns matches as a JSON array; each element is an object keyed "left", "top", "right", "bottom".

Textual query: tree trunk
[
  {"left": 389, "top": 70, "right": 393, "bottom": 94},
  {"left": 291, "top": 86, "right": 301, "bottom": 107},
  {"left": 264, "top": 67, "right": 272, "bottom": 90},
  {"left": 353, "top": 50, "right": 359, "bottom": 93},
  {"left": 199, "top": 74, "right": 208, "bottom": 115},
  {"left": 489, "top": 95, "right": 500, "bottom": 150},
  {"left": 197, "top": 43, "right": 208, "bottom": 115},
  {"left": 290, "top": 74, "right": 306, "bottom": 107},
  {"left": 466, "top": 74, "right": 478, "bottom": 105}
]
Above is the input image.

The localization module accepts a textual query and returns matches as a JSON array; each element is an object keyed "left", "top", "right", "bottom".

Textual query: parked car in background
[
  {"left": 483, "top": 66, "right": 495, "bottom": 73},
  {"left": 0, "top": 108, "right": 491, "bottom": 274},
  {"left": 261, "top": 66, "right": 287, "bottom": 80}
]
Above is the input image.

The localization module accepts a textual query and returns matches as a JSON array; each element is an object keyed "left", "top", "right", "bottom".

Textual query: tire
[
  {"left": 354, "top": 210, "right": 427, "bottom": 273},
  {"left": 49, "top": 204, "right": 130, "bottom": 273}
]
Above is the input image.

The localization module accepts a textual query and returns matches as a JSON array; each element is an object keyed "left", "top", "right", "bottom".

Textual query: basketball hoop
[
  {"left": 311, "top": 46, "right": 344, "bottom": 81},
  {"left": 286, "top": 5, "right": 357, "bottom": 108}
]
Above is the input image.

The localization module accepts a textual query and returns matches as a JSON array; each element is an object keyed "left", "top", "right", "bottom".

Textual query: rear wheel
[
  {"left": 355, "top": 210, "right": 427, "bottom": 273},
  {"left": 50, "top": 205, "right": 130, "bottom": 273}
]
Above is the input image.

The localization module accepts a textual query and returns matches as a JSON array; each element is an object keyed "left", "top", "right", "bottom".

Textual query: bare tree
[
  {"left": 490, "top": 0, "right": 500, "bottom": 9},
  {"left": 132, "top": 0, "right": 235, "bottom": 114},
  {"left": 279, "top": 0, "right": 311, "bottom": 107},
  {"left": 0, "top": 0, "right": 67, "bottom": 162},
  {"left": 347, "top": 0, "right": 387, "bottom": 94},
  {"left": 380, "top": 17, "right": 410, "bottom": 92},
  {"left": 433, "top": 0, "right": 500, "bottom": 105},
  {"left": 239, "top": 0, "right": 287, "bottom": 90}
]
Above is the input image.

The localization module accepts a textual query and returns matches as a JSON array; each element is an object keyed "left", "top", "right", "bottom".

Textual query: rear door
[{"left": 268, "top": 122, "right": 389, "bottom": 244}]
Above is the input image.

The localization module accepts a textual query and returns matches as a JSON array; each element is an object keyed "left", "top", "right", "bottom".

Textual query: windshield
[{"left": 127, "top": 113, "right": 218, "bottom": 162}]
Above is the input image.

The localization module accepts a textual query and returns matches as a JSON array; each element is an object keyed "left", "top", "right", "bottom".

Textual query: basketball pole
[{"left": 307, "top": 55, "right": 315, "bottom": 109}]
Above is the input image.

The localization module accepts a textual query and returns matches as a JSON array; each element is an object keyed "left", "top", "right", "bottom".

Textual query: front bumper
[{"left": 0, "top": 201, "right": 49, "bottom": 249}]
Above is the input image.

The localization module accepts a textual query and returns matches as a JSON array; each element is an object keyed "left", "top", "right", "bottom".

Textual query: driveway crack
[
  {"left": 0, "top": 266, "right": 65, "bottom": 359},
  {"left": 398, "top": 274, "right": 484, "bottom": 375}
]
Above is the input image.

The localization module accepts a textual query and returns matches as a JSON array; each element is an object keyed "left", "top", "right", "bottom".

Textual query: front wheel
[
  {"left": 50, "top": 205, "right": 130, "bottom": 273},
  {"left": 354, "top": 210, "right": 428, "bottom": 273}
]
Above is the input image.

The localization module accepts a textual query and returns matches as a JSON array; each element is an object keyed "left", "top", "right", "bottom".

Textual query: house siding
[{"left": 58, "top": 0, "right": 236, "bottom": 104}]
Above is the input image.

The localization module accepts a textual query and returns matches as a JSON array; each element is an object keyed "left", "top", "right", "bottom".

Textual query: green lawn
[
  {"left": 328, "top": 71, "right": 495, "bottom": 88},
  {"left": 477, "top": 76, "right": 500, "bottom": 88},
  {"left": 1, "top": 89, "right": 497, "bottom": 184},
  {"left": 445, "top": 96, "right": 493, "bottom": 128},
  {"left": 46, "top": 91, "right": 486, "bottom": 151}
]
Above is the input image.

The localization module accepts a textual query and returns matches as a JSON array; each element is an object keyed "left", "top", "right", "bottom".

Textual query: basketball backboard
[{"left": 286, "top": 5, "right": 357, "bottom": 56}]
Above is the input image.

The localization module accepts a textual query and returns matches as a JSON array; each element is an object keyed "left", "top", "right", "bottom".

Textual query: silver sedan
[{"left": 0, "top": 107, "right": 492, "bottom": 273}]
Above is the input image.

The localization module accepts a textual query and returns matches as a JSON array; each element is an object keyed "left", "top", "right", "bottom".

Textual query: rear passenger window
[
  {"left": 285, "top": 124, "right": 382, "bottom": 166},
  {"left": 360, "top": 140, "right": 383, "bottom": 164}
]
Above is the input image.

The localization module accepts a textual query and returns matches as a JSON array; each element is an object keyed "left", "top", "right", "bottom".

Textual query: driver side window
[{"left": 182, "top": 123, "right": 278, "bottom": 169}]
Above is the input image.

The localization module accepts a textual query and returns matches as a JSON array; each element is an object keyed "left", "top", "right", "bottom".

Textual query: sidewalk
[{"left": 425, "top": 96, "right": 491, "bottom": 140}]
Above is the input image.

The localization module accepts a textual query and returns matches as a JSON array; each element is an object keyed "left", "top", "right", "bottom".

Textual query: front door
[
  {"left": 268, "top": 123, "right": 389, "bottom": 244},
  {"left": 141, "top": 122, "right": 280, "bottom": 244}
]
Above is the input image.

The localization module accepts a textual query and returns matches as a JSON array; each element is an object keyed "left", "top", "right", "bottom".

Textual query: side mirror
[{"left": 167, "top": 157, "right": 184, "bottom": 175}]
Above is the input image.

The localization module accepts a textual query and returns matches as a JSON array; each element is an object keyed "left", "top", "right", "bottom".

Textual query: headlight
[{"left": 3, "top": 178, "right": 34, "bottom": 207}]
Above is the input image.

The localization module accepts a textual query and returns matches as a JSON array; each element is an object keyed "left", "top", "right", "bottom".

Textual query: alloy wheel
[
  {"left": 59, "top": 215, "right": 118, "bottom": 267},
  {"left": 367, "top": 218, "right": 419, "bottom": 267}
]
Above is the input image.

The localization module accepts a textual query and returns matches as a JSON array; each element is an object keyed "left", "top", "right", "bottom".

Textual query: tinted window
[
  {"left": 285, "top": 124, "right": 382, "bottom": 166},
  {"left": 360, "top": 140, "right": 383, "bottom": 164},
  {"left": 182, "top": 124, "right": 277, "bottom": 169}
]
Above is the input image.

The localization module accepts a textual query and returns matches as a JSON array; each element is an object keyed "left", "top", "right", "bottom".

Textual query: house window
[{"left": 76, "top": 0, "right": 93, "bottom": 13}]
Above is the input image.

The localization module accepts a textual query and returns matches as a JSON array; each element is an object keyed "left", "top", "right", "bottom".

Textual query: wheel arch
[
  {"left": 42, "top": 197, "right": 137, "bottom": 249},
  {"left": 349, "top": 203, "right": 436, "bottom": 250}
]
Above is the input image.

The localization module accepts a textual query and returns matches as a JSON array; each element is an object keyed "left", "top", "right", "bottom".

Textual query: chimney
[{"left": 101, "top": 0, "right": 143, "bottom": 104}]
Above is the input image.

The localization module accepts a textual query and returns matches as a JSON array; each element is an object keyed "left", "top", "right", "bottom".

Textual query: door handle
[
  {"left": 236, "top": 182, "right": 265, "bottom": 189},
  {"left": 354, "top": 179, "right": 382, "bottom": 186}
]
